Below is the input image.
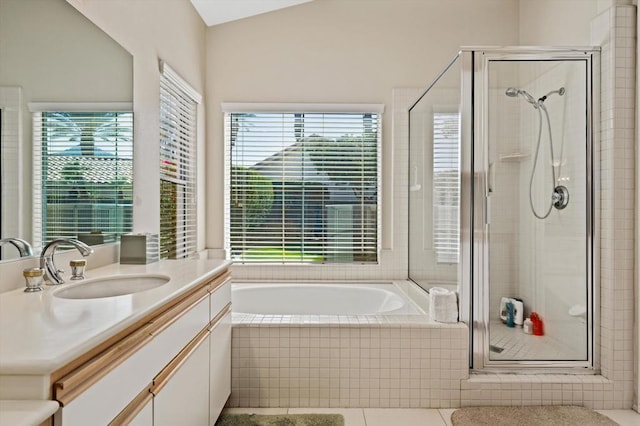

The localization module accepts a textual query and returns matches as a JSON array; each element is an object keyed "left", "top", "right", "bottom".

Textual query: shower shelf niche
[{"left": 498, "top": 152, "right": 531, "bottom": 162}]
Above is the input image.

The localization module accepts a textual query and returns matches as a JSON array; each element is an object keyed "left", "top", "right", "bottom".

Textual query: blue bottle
[{"left": 506, "top": 302, "right": 515, "bottom": 328}]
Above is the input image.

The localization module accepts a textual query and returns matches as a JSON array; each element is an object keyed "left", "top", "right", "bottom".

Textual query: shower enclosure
[{"left": 408, "top": 47, "right": 599, "bottom": 370}]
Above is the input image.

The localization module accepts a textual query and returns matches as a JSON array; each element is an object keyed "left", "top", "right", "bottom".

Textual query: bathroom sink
[{"left": 53, "top": 275, "right": 171, "bottom": 299}]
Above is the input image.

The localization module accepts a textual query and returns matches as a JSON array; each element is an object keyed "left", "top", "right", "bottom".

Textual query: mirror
[{"left": 0, "top": 0, "right": 133, "bottom": 262}]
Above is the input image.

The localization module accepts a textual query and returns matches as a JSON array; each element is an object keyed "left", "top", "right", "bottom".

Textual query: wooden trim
[
  {"left": 38, "top": 418, "right": 52, "bottom": 426},
  {"left": 54, "top": 322, "right": 156, "bottom": 405},
  {"left": 147, "top": 286, "right": 209, "bottom": 337},
  {"left": 209, "top": 271, "right": 231, "bottom": 294},
  {"left": 210, "top": 303, "right": 232, "bottom": 332},
  {"left": 151, "top": 304, "right": 231, "bottom": 396},
  {"left": 108, "top": 384, "right": 153, "bottom": 425},
  {"left": 51, "top": 268, "right": 229, "bottom": 405}
]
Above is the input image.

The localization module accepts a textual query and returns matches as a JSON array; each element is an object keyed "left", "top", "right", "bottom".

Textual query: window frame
[{"left": 222, "top": 103, "right": 384, "bottom": 265}]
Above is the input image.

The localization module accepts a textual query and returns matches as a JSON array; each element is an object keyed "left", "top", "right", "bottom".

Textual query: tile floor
[
  {"left": 222, "top": 407, "right": 640, "bottom": 425},
  {"left": 489, "top": 320, "right": 583, "bottom": 361}
]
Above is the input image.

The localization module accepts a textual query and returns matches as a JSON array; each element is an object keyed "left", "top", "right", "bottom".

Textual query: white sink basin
[{"left": 53, "top": 275, "right": 171, "bottom": 299}]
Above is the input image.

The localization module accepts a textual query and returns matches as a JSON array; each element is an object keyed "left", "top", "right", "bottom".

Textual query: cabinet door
[
  {"left": 210, "top": 311, "right": 231, "bottom": 424},
  {"left": 153, "top": 333, "right": 210, "bottom": 426}
]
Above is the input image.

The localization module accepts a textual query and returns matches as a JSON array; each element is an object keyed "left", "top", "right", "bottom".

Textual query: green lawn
[{"left": 238, "top": 247, "right": 324, "bottom": 262}]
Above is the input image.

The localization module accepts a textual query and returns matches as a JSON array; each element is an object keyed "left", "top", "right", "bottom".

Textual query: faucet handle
[
  {"left": 23, "top": 268, "right": 44, "bottom": 292},
  {"left": 70, "top": 259, "right": 86, "bottom": 280}
]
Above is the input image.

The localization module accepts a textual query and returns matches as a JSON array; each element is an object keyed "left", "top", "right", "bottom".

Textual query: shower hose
[{"left": 529, "top": 101, "right": 561, "bottom": 219}]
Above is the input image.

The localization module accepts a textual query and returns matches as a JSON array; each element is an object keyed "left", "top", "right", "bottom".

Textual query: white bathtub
[{"left": 232, "top": 282, "right": 423, "bottom": 315}]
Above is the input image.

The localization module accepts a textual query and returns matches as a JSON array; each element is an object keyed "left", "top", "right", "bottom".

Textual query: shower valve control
[{"left": 552, "top": 185, "right": 569, "bottom": 210}]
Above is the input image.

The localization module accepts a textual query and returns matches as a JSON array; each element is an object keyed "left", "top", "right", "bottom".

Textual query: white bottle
[
  {"left": 523, "top": 318, "right": 533, "bottom": 334},
  {"left": 513, "top": 300, "right": 524, "bottom": 326}
]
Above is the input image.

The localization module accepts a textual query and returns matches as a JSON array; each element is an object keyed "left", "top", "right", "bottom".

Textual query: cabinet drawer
[
  {"left": 55, "top": 292, "right": 210, "bottom": 425},
  {"left": 210, "top": 278, "right": 231, "bottom": 320}
]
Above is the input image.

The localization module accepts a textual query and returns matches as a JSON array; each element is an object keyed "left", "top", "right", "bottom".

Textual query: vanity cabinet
[{"left": 50, "top": 269, "right": 231, "bottom": 425}]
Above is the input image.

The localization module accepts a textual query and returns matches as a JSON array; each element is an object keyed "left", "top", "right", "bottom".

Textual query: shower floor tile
[{"left": 489, "top": 320, "right": 583, "bottom": 361}]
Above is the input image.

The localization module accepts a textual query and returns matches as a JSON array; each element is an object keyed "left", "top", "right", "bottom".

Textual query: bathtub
[
  {"left": 232, "top": 282, "right": 422, "bottom": 315},
  {"left": 228, "top": 281, "right": 468, "bottom": 409}
]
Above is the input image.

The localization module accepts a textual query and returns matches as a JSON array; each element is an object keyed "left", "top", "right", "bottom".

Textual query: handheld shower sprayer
[
  {"left": 504, "top": 85, "right": 569, "bottom": 219},
  {"left": 505, "top": 87, "right": 537, "bottom": 106},
  {"left": 538, "top": 87, "right": 565, "bottom": 103}
]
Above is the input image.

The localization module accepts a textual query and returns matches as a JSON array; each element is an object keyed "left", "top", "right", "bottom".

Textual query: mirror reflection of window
[{"left": 31, "top": 107, "right": 133, "bottom": 248}]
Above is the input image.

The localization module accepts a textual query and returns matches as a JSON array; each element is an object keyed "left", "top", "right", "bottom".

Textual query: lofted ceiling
[{"left": 190, "top": 0, "right": 314, "bottom": 27}]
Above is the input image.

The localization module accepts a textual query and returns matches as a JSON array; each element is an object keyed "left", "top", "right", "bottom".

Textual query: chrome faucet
[
  {"left": 0, "top": 237, "right": 34, "bottom": 258},
  {"left": 40, "top": 239, "right": 93, "bottom": 285}
]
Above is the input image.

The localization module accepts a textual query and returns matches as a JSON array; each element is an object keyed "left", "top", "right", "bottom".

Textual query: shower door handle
[
  {"left": 485, "top": 195, "right": 491, "bottom": 225},
  {"left": 488, "top": 162, "right": 494, "bottom": 193}
]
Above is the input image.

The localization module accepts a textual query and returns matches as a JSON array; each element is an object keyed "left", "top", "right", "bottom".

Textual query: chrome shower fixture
[
  {"left": 538, "top": 87, "right": 565, "bottom": 102},
  {"left": 505, "top": 85, "right": 568, "bottom": 219},
  {"left": 505, "top": 86, "right": 565, "bottom": 107},
  {"left": 505, "top": 87, "right": 537, "bottom": 106}
]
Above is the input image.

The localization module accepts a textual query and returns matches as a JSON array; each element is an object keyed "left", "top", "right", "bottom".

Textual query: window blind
[
  {"left": 433, "top": 112, "right": 460, "bottom": 264},
  {"left": 32, "top": 110, "right": 133, "bottom": 249},
  {"left": 224, "top": 109, "right": 381, "bottom": 264},
  {"left": 159, "top": 61, "right": 200, "bottom": 259}
]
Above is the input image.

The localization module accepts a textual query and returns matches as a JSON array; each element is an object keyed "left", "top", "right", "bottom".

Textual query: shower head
[
  {"left": 505, "top": 87, "right": 519, "bottom": 97},
  {"left": 505, "top": 87, "right": 537, "bottom": 105},
  {"left": 539, "top": 87, "right": 566, "bottom": 102}
]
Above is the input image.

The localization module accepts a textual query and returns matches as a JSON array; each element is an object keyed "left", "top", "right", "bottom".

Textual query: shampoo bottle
[{"left": 506, "top": 302, "right": 515, "bottom": 328}]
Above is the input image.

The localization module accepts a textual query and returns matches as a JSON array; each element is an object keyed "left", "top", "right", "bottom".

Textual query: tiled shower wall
[{"left": 592, "top": 4, "right": 636, "bottom": 409}]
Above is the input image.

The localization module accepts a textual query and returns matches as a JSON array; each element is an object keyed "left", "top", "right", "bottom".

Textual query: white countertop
[
  {"left": 0, "top": 400, "right": 59, "bottom": 426},
  {"left": 0, "top": 258, "right": 230, "bottom": 376}
]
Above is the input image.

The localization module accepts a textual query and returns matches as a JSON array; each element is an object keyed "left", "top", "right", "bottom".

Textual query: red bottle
[{"left": 530, "top": 312, "right": 544, "bottom": 336}]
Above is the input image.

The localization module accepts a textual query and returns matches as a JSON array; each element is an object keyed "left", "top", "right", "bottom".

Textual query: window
[
  {"left": 433, "top": 111, "right": 460, "bottom": 263},
  {"left": 31, "top": 105, "right": 133, "bottom": 248},
  {"left": 159, "top": 61, "right": 201, "bottom": 259},
  {"left": 224, "top": 104, "right": 382, "bottom": 264}
]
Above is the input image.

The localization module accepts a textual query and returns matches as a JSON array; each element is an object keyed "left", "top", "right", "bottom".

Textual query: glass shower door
[{"left": 482, "top": 56, "right": 592, "bottom": 364}]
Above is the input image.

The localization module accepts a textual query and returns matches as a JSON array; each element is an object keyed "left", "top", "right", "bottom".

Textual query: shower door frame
[{"left": 461, "top": 47, "right": 600, "bottom": 371}]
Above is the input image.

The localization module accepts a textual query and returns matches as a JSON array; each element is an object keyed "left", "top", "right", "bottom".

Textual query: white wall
[
  {"left": 519, "top": 0, "right": 611, "bottom": 45},
  {"left": 66, "top": 0, "right": 208, "bottom": 250},
  {"left": 206, "top": 0, "right": 520, "bottom": 279}
]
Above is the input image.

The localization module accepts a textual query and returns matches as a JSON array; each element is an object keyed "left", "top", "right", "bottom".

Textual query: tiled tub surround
[{"left": 228, "top": 281, "right": 469, "bottom": 409}]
